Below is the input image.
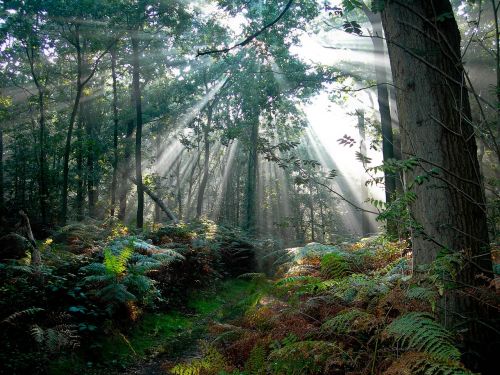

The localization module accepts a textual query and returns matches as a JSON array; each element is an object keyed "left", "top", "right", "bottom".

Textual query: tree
[
  {"left": 380, "top": 0, "right": 494, "bottom": 372},
  {"left": 57, "top": 0, "right": 116, "bottom": 224}
]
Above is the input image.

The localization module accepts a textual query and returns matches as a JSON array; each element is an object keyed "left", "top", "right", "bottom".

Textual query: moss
[
  {"left": 99, "top": 312, "right": 192, "bottom": 365},
  {"left": 74, "top": 279, "right": 260, "bottom": 373}
]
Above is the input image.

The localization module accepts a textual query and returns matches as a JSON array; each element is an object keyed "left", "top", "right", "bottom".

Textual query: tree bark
[
  {"left": 110, "top": 47, "right": 119, "bottom": 217},
  {"left": 245, "top": 119, "right": 259, "bottom": 234},
  {"left": 25, "top": 44, "right": 48, "bottom": 225},
  {"left": 196, "top": 105, "right": 213, "bottom": 218},
  {"left": 131, "top": 30, "right": 144, "bottom": 229},
  {"left": 75, "top": 114, "right": 84, "bottom": 221},
  {"left": 381, "top": 1, "right": 493, "bottom": 371},
  {"left": 176, "top": 150, "right": 183, "bottom": 220},
  {"left": 357, "top": 110, "right": 372, "bottom": 236},
  {"left": 61, "top": 25, "right": 83, "bottom": 225},
  {"left": 0, "top": 121, "right": 3, "bottom": 217},
  {"left": 85, "top": 101, "right": 96, "bottom": 218},
  {"left": 118, "top": 115, "right": 135, "bottom": 221}
]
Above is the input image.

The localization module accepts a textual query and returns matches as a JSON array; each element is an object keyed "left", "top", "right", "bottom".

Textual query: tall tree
[
  {"left": 381, "top": 0, "right": 493, "bottom": 372},
  {"left": 110, "top": 47, "right": 120, "bottom": 218},
  {"left": 131, "top": 28, "right": 144, "bottom": 229},
  {"left": 57, "top": 1, "right": 115, "bottom": 224}
]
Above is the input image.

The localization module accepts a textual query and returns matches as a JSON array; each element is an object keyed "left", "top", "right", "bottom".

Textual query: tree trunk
[
  {"left": 381, "top": 1, "right": 493, "bottom": 372},
  {"left": 129, "top": 177, "right": 178, "bottom": 223},
  {"left": 26, "top": 44, "right": 48, "bottom": 225},
  {"left": 75, "top": 114, "right": 84, "bottom": 221},
  {"left": 357, "top": 110, "right": 372, "bottom": 236},
  {"left": 245, "top": 119, "right": 259, "bottom": 234},
  {"left": 308, "top": 181, "right": 315, "bottom": 241},
  {"left": 0, "top": 122, "right": 3, "bottom": 217},
  {"left": 196, "top": 107, "right": 212, "bottom": 217},
  {"left": 85, "top": 102, "right": 96, "bottom": 218},
  {"left": 110, "top": 47, "right": 119, "bottom": 217},
  {"left": 131, "top": 30, "right": 144, "bottom": 229},
  {"left": 176, "top": 150, "right": 183, "bottom": 220},
  {"left": 118, "top": 115, "right": 135, "bottom": 221},
  {"left": 61, "top": 26, "right": 83, "bottom": 224},
  {"left": 37, "top": 87, "right": 48, "bottom": 225}
]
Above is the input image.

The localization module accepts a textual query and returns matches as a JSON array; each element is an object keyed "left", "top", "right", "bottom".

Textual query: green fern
[
  {"left": 385, "top": 351, "right": 473, "bottom": 375},
  {"left": 321, "top": 308, "right": 377, "bottom": 334},
  {"left": 244, "top": 344, "right": 267, "bottom": 375},
  {"left": 406, "top": 286, "right": 438, "bottom": 310},
  {"left": 104, "top": 245, "right": 133, "bottom": 276},
  {"left": 275, "top": 275, "right": 320, "bottom": 286},
  {"left": 2, "top": 307, "right": 44, "bottom": 324},
  {"left": 268, "top": 340, "right": 344, "bottom": 375},
  {"left": 320, "top": 253, "right": 351, "bottom": 279},
  {"left": 384, "top": 312, "right": 460, "bottom": 360},
  {"left": 96, "top": 283, "right": 136, "bottom": 304},
  {"left": 31, "top": 324, "right": 79, "bottom": 352},
  {"left": 169, "top": 343, "right": 228, "bottom": 375}
]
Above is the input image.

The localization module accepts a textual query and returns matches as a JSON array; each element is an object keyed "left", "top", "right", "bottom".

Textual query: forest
[{"left": 0, "top": 0, "right": 498, "bottom": 374}]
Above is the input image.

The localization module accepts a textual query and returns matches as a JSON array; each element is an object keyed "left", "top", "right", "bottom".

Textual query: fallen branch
[
  {"left": 17, "top": 210, "right": 41, "bottom": 270},
  {"left": 129, "top": 178, "right": 179, "bottom": 223}
]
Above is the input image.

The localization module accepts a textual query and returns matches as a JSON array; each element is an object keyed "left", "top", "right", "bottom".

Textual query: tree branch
[{"left": 196, "top": 0, "right": 294, "bottom": 56}]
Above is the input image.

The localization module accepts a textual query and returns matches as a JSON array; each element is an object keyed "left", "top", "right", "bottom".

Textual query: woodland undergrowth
[
  {"left": 168, "top": 239, "right": 500, "bottom": 375},
  {"left": 1, "top": 221, "right": 498, "bottom": 375},
  {"left": 0, "top": 219, "right": 259, "bottom": 374}
]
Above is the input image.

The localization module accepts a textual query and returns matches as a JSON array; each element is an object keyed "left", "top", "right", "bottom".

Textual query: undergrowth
[{"left": 168, "top": 236, "right": 499, "bottom": 375}]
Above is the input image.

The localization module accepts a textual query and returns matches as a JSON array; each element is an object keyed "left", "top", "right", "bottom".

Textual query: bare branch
[{"left": 197, "top": 0, "right": 294, "bottom": 56}]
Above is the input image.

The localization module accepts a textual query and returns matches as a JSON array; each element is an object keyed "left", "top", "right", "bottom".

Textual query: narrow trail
[{"left": 120, "top": 279, "right": 260, "bottom": 375}]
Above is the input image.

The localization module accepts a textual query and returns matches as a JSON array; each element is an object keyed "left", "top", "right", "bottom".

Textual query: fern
[
  {"left": 244, "top": 344, "right": 267, "bottom": 375},
  {"left": 2, "top": 307, "right": 44, "bottom": 324},
  {"left": 170, "top": 343, "right": 229, "bottom": 375},
  {"left": 268, "top": 340, "right": 344, "bottom": 375},
  {"left": 406, "top": 286, "right": 438, "bottom": 309},
  {"left": 275, "top": 275, "right": 320, "bottom": 286},
  {"left": 96, "top": 283, "right": 136, "bottom": 304},
  {"left": 321, "top": 308, "right": 377, "bottom": 334},
  {"left": 384, "top": 313, "right": 460, "bottom": 360},
  {"left": 31, "top": 324, "right": 79, "bottom": 352},
  {"left": 321, "top": 253, "right": 351, "bottom": 279},
  {"left": 104, "top": 245, "right": 133, "bottom": 276},
  {"left": 385, "top": 352, "right": 473, "bottom": 375}
]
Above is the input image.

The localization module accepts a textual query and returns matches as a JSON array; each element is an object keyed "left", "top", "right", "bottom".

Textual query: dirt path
[{"left": 119, "top": 279, "right": 260, "bottom": 375}]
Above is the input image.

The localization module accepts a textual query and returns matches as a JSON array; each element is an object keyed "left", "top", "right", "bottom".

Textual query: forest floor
[
  {"left": 3, "top": 221, "right": 496, "bottom": 375},
  {"left": 101, "top": 279, "right": 262, "bottom": 375}
]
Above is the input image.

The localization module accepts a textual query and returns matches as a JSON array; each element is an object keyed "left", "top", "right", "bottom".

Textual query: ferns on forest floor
[{"left": 191, "top": 237, "right": 485, "bottom": 375}]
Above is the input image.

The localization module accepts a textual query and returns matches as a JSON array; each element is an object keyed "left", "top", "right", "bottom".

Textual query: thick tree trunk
[
  {"left": 110, "top": 48, "right": 119, "bottom": 217},
  {"left": 381, "top": 1, "right": 493, "bottom": 372},
  {"left": 131, "top": 31, "right": 144, "bottom": 229}
]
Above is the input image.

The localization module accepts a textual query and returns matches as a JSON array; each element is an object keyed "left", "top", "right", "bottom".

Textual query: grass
[{"left": 50, "top": 279, "right": 261, "bottom": 374}]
